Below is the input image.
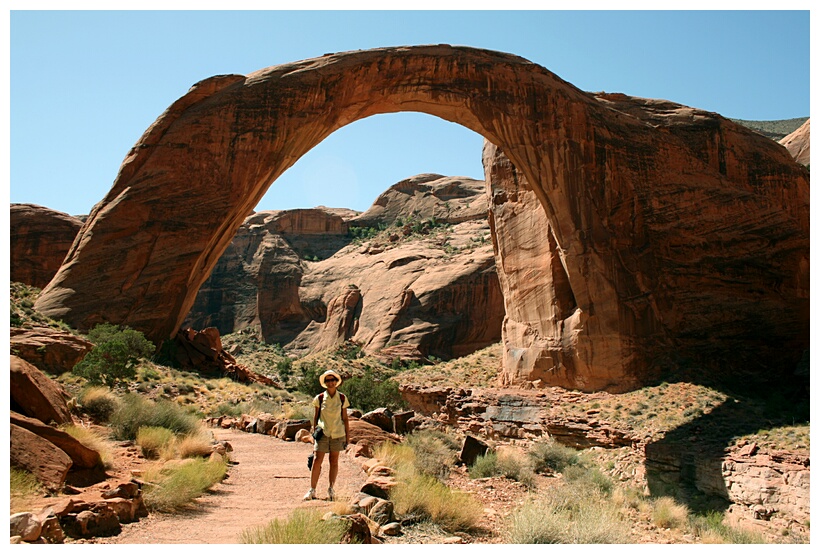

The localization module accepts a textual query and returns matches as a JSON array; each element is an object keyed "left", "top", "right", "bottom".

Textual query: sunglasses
[{"left": 324, "top": 377, "right": 338, "bottom": 382}]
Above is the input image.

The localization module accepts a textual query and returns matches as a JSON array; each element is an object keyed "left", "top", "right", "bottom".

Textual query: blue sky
[{"left": 7, "top": 5, "right": 812, "bottom": 217}]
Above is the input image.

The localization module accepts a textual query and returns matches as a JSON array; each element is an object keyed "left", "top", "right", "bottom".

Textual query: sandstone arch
[{"left": 35, "top": 45, "right": 809, "bottom": 392}]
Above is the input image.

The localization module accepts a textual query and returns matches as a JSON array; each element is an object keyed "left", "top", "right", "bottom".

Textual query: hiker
[{"left": 304, "top": 369, "right": 350, "bottom": 501}]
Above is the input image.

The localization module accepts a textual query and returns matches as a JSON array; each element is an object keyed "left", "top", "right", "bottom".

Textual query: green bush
[
  {"left": 528, "top": 438, "right": 581, "bottom": 473},
  {"left": 73, "top": 324, "right": 155, "bottom": 386},
  {"left": 469, "top": 451, "right": 499, "bottom": 478},
  {"left": 342, "top": 367, "right": 406, "bottom": 413},
  {"left": 295, "top": 361, "right": 325, "bottom": 397},
  {"left": 109, "top": 393, "right": 201, "bottom": 440},
  {"left": 688, "top": 511, "right": 767, "bottom": 544},
  {"left": 564, "top": 465, "right": 614, "bottom": 495},
  {"left": 142, "top": 457, "right": 227, "bottom": 512},
  {"left": 240, "top": 509, "right": 352, "bottom": 544},
  {"left": 469, "top": 450, "right": 536, "bottom": 488}
]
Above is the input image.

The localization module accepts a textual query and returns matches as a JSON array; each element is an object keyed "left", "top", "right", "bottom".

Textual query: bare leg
[
  {"left": 328, "top": 451, "right": 340, "bottom": 489},
  {"left": 310, "top": 451, "right": 325, "bottom": 489}
]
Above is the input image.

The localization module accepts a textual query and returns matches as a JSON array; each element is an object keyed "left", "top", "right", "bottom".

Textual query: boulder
[
  {"left": 392, "top": 410, "right": 415, "bottom": 435},
  {"left": 361, "top": 475, "right": 398, "bottom": 500},
  {"left": 9, "top": 203, "right": 83, "bottom": 289},
  {"left": 11, "top": 411, "right": 102, "bottom": 469},
  {"left": 10, "top": 327, "right": 93, "bottom": 375},
  {"left": 361, "top": 408, "right": 394, "bottom": 433},
  {"left": 275, "top": 419, "right": 311, "bottom": 441},
  {"left": 10, "top": 512, "right": 42, "bottom": 542},
  {"left": 10, "top": 423, "right": 72, "bottom": 491},
  {"left": 10, "top": 355, "right": 73, "bottom": 425},
  {"left": 459, "top": 435, "right": 490, "bottom": 467}
]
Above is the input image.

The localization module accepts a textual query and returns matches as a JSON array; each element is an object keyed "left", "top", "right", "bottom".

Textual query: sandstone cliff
[
  {"left": 779, "top": 118, "right": 810, "bottom": 166},
  {"left": 184, "top": 175, "right": 504, "bottom": 361},
  {"left": 10, "top": 204, "right": 83, "bottom": 289}
]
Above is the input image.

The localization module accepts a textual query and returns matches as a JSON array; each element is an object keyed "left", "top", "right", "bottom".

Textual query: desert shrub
[
  {"left": 373, "top": 441, "right": 416, "bottom": 474},
  {"left": 527, "top": 438, "right": 581, "bottom": 473},
  {"left": 142, "top": 457, "right": 227, "bottom": 512},
  {"left": 78, "top": 386, "right": 120, "bottom": 422},
  {"left": 389, "top": 472, "right": 482, "bottom": 533},
  {"left": 651, "top": 496, "right": 689, "bottom": 529},
  {"left": 469, "top": 451, "right": 499, "bottom": 478},
  {"left": 469, "top": 450, "right": 536, "bottom": 488},
  {"left": 496, "top": 450, "right": 537, "bottom": 489},
  {"left": 688, "top": 511, "right": 767, "bottom": 544},
  {"left": 564, "top": 465, "right": 614, "bottom": 495},
  {"left": 62, "top": 423, "right": 113, "bottom": 468},
  {"left": 137, "top": 426, "right": 175, "bottom": 459},
  {"left": 73, "top": 324, "right": 155, "bottom": 386},
  {"left": 110, "top": 393, "right": 201, "bottom": 440},
  {"left": 295, "top": 361, "right": 325, "bottom": 397},
  {"left": 507, "top": 483, "right": 631, "bottom": 543},
  {"left": 240, "top": 508, "right": 351, "bottom": 544},
  {"left": 405, "top": 430, "right": 459, "bottom": 481},
  {"left": 342, "top": 367, "right": 406, "bottom": 413}
]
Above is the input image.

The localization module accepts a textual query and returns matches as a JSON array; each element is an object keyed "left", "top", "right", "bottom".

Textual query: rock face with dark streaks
[
  {"left": 10, "top": 204, "right": 83, "bottom": 289},
  {"left": 35, "top": 46, "right": 808, "bottom": 392}
]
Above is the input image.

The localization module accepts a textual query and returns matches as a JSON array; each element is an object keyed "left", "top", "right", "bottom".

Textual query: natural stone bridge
[{"left": 35, "top": 45, "right": 809, "bottom": 392}]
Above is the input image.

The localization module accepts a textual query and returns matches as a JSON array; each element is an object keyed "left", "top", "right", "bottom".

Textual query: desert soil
[{"left": 93, "top": 427, "right": 369, "bottom": 544}]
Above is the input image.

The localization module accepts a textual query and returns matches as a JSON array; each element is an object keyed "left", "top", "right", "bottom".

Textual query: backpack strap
[{"left": 314, "top": 392, "right": 324, "bottom": 428}]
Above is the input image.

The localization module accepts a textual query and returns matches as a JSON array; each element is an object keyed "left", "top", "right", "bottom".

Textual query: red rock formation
[
  {"left": 352, "top": 173, "right": 488, "bottom": 227},
  {"left": 35, "top": 46, "right": 808, "bottom": 392},
  {"left": 173, "top": 327, "right": 276, "bottom": 386},
  {"left": 10, "top": 204, "right": 83, "bottom": 289},
  {"left": 10, "top": 424, "right": 73, "bottom": 491},
  {"left": 11, "top": 411, "right": 102, "bottom": 470},
  {"left": 779, "top": 118, "right": 810, "bottom": 166},
  {"left": 10, "top": 355, "right": 74, "bottom": 425},
  {"left": 10, "top": 327, "right": 93, "bottom": 375}
]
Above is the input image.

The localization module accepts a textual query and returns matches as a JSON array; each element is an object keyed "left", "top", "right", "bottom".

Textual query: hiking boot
[
  {"left": 303, "top": 488, "right": 316, "bottom": 501},
  {"left": 327, "top": 487, "right": 336, "bottom": 501}
]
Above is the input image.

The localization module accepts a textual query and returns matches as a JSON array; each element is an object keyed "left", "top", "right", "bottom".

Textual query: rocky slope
[{"left": 184, "top": 174, "right": 504, "bottom": 361}]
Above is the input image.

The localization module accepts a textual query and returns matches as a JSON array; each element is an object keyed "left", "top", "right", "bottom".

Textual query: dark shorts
[{"left": 314, "top": 435, "right": 346, "bottom": 453}]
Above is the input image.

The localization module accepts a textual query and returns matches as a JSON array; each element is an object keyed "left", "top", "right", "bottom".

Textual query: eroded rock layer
[{"left": 35, "top": 46, "right": 809, "bottom": 392}]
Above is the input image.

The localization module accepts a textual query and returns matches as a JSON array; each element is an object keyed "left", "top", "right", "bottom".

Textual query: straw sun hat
[{"left": 319, "top": 369, "right": 343, "bottom": 388}]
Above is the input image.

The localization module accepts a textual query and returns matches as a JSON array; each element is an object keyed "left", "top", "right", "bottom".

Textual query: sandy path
[{"left": 101, "top": 428, "right": 368, "bottom": 544}]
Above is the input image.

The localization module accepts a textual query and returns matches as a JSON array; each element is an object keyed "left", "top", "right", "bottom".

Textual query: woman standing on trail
[{"left": 304, "top": 369, "right": 350, "bottom": 501}]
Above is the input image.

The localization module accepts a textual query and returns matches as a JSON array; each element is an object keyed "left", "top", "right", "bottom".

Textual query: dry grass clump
[
  {"left": 240, "top": 508, "right": 351, "bottom": 544},
  {"left": 651, "top": 496, "right": 690, "bottom": 529},
  {"left": 374, "top": 432, "right": 482, "bottom": 533},
  {"left": 78, "top": 386, "right": 121, "bottom": 423},
  {"left": 389, "top": 472, "right": 482, "bottom": 533},
  {"left": 61, "top": 423, "right": 114, "bottom": 468},
  {"left": 141, "top": 457, "right": 227, "bottom": 512},
  {"left": 468, "top": 448, "right": 537, "bottom": 489},
  {"left": 507, "top": 482, "right": 632, "bottom": 543},
  {"left": 527, "top": 438, "right": 582, "bottom": 473},
  {"left": 136, "top": 426, "right": 175, "bottom": 459}
]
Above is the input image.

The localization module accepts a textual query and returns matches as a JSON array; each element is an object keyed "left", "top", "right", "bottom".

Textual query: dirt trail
[{"left": 101, "top": 428, "right": 369, "bottom": 544}]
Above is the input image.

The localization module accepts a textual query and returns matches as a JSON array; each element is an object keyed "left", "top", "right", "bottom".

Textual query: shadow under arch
[{"left": 34, "top": 44, "right": 809, "bottom": 394}]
